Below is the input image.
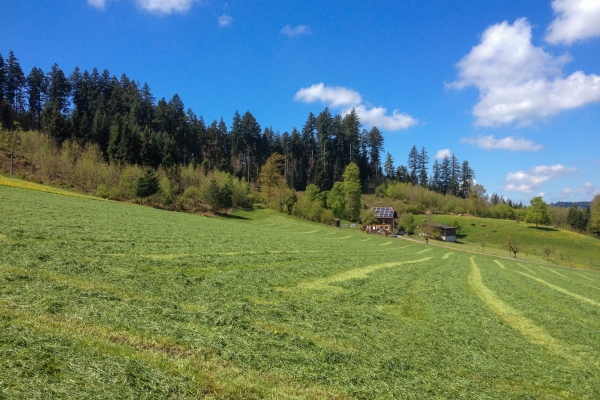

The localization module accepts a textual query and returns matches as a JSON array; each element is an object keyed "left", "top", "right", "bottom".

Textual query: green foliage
[
  {"left": 342, "top": 162, "right": 361, "bottom": 221},
  {"left": 493, "top": 203, "right": 515, "bottom": 220},
  {"left": 401, "top": 213, "right": 415, "bottom": 234},
  {"left": 360, "top": 209, "right": 377, "bottom": 225},
  {"left": 525, "top": 196, "right": 551, "bottom": 227},
  {"left": 591, "top": 195, "right": 600, "bottom": 237},
  {"left": 135, "top": 169, "right": 159, "bottom": 203},
  {"left": 326, "top": 182, "right": 347, "bottom": 218},
  {"left": 95, "top": 184, "right": 109, "bottom": 199}
]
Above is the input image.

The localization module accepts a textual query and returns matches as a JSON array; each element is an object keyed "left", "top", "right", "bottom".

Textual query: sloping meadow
[{"left": 1, "top": 184, "right": 599, "bottom": 398}]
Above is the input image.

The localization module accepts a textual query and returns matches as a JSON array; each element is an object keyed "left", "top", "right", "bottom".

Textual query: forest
[{"left": 0, "top": 50, "right": 477, "bottom": 196}]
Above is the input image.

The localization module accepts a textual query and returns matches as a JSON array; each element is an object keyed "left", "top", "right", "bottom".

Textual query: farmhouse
[
  {"left": 430, "top": 222, "right": 457, "bottom": 242},
  {"left": 372, "top": 207, "right": 397, "bottom": 232}
]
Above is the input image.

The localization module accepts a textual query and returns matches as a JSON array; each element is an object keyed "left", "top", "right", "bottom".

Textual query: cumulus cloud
[
  {"left": 88, "top": 0, "right": 106, "bottom": 9},
  {"left": 561, "top": 182, "right": 595, "bottom": 198},
  {"left": 294, "top": 83, "right": 361, "bottom": 108},
  {"left": 449, "top": 18, "right": 600, "bottom": 126},
  {"left": 218, "top": 14, "right": 233, "bottom": 26},
  {"left": 546, "top": 0, "right": 600, "bottom": 44},
  {"left": 435, "top": 149, "right": 452, "bottom": 159},
  {"left": 281, "top": 25, "right": 312, "bottom": 37},
  {"left": 294, "top": 83, "right": 417, "bottom": 131},
  {"left": 503, "top": 164, "right": 577, "bottom": 193},
  {"left": 136, "top": 0, "right": 196, "bottom": 14},
  {"left": 348, "top": 105, "right": 417, "bottom": 131},
  {"left": 460, "top": 135, "right": 543, "bottom": 152}
]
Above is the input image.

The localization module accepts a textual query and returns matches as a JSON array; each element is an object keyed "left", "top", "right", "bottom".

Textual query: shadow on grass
[
  {"left": 527, "top": 226, "right": 558, "bottom": 232},
  {"left": 219, "top": 213, "right": 250, "bottom": 220}
]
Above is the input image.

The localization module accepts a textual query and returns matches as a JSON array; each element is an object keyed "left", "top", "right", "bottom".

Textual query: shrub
[{"left": 95, "top": 184, "right": 109, "bottom": 199}]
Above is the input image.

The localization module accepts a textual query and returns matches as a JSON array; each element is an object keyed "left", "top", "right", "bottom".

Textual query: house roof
[
  {"left": 372, "top": 207, "right": 397, "bottom": 218},
  {"left": 430, "top": 222, "right": 455, "bottom": 229}
]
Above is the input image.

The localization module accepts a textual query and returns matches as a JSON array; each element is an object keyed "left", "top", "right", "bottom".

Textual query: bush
[
  {"left": 320, "top": 209, "right": 334, "bottom": 224},
  {"left": 95, "top": 184, "right": 109, "bottom": 199}
]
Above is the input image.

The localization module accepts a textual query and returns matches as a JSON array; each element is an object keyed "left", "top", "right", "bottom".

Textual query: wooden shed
[
  {"left": 371, "top": 207, "right": 397, "bottom": 232},
  {"left": 430, "top": 223, "right": 457, "bottom": 242}
]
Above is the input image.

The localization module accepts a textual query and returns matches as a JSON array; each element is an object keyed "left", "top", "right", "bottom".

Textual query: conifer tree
[
  {"left": 418, "top": 147, "right": 428, "bottom": 187},
  {"left": 368, "top": 127, "right": 384, "bottom": 179},
  {"left": 408, "top": 145, "right": 419, "bottom": 184},
  {"left": 383, "top": 152, "right": 395, "bottom": 179}
]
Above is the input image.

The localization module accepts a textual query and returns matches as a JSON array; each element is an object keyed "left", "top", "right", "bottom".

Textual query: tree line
[{"left": 0, "top": 50, "right": 478, "bottom": 196}]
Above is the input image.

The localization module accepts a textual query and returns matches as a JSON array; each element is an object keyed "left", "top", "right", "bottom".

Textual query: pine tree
[
  {"left": 407, "top": 145, "right": 419, "bottom": 184},
  {"left": 449, "top": 154, "right": 461, "bottom": 196},
  {"left": 27, "top": 67, "right": 47, "bottom": 130},
  {"left": 368, "top": 127, "right": 384, "bottom": 179},
  {"left": 396, "top": 165, "right": 409, "bottom": 183},
  {"left": 0, "top": 54, "right": 6, "bottom": 103},
  {"left": 383, "top": 152, "right": 395, "bottom": 179},
  {"left": 418, "top": 147, "right": 428, "bottom": 187},
  {"left": 440, "top": 155, "right": 451, "bottom": 195},
  {"left": 430, "top": 159, "right": 441, "bottom": 192},
  {"left": 460, "top": 160, "right": 474, "bottom": 198},
  {"left": 5, "top": 51, "right": 26, "bottom": 127}
]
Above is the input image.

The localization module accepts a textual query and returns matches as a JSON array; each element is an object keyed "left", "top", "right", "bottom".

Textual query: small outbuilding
[
  {"left": 332, "top": 218, "right": 341, "bottom": 228},
  {"left": 430, "top": 223, "right": 457, "bottom": 242},
  {"left": 372, "top": 207, "right": 397, "bottom": 232}
]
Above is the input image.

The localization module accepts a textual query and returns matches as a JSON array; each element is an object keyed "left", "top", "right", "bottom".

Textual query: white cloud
[
  {"left": 546, "top": 0, "right": 600, "bottom": 45},
  {"left": 294, "top": 83, "right": 417, "bottom": 131},
  {"left": 345, "top": 105, "right": 417, "bottom": 131},
  {"left": 136, "top": 0, "right": 196, "bottom": 14},
  {"left": 561, "top": 182, "right": 595, "bottom": 197},
  {"left": 281, "top": 25, "right": 312, "bottom": 37},
  {"left": 536, "top": 192, "right": 546, "bottom": 198},
  {"left": 88, "top": 0, "right": 106, "bottom": 9},
  {"left": 503, "top": 164, "right": 577, "bottom": 193},
  {"left": 435, "top": 149, "right": 452, "bottom": 159},
  {"left": 460, "top": 135, "right": 543, "bottom": 152},
  {"left": 218, "top": 14, "right": 232, "bottom": 26},
  {"left": 294, "top": 83, "right": 362, "bottom": 108},
  {"left": 449, "top": 18, "right": 600, "bottom": 126}
]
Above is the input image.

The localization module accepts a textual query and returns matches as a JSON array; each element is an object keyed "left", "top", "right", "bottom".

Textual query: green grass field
[
  {"left": 1, "top": 183, "right": 600, "bottom": 399},
  {"left": 420, "top": 214, "right": 600, "bottom": 270}
]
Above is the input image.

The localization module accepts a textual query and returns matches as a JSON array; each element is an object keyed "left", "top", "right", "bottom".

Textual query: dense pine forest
[{"left": 0, "top": 50, "right": 479, "bottom": 195}]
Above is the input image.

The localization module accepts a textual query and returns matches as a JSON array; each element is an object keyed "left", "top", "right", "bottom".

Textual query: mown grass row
[{"left": 1, "top": 184, "right": 600, "bottom": 398}]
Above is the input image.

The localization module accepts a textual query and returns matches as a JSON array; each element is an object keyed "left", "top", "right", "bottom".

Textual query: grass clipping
[{"left": 467, "top": 257, "right": 574, "bottom": 361}]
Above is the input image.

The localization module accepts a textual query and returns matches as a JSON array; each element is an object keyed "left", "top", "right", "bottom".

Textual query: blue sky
[{"left": 2, "top": 0, "right": 599, "bottom": 203}]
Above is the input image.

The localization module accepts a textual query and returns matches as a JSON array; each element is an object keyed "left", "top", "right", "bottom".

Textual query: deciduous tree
[{"left": 525, "top": 196, "right": 551, "bottom": 227}]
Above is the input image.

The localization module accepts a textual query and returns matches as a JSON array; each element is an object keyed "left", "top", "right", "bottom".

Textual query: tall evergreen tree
[
  {"left": 368, "top": 126, "right": 384, "bottom": 179},
  {"left": 430, "top": 159, "right": 441, "bottom": 192},
  {"left": 27, "top": 67, "right": 47, "bottom": 130},
  {"left": 418, "top": 147, "right": 429, "bottom": 187},
  {"left": 448, "top": 154, "right": 461, "bottom": 196},
  {"left": 440, "top": 155, "right": 451, "bottom": 195},
  {"left": 5, "top": 51, "right": 26, "bottom": 127},
  {"left": 459, "top": 160, "right": 474, "bottom": 198},
  {"left": 383, "top": 152, "right": 395, "bottom": 179},
  {"left": 407, "top": 145, "right": 419, "bottom": 185}
]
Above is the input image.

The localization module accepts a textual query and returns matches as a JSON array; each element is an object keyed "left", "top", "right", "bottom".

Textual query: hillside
[
  {"left": 423, "top": 214, "right": 600, "bottom": 270},
  {"left": 1, "top": 180, "right": 600, "bottom": 398}
]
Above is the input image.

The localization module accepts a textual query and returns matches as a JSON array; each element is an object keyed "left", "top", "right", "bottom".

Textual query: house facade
[{"left": 372, "top": 207, "right": 397, "bottom": 231}]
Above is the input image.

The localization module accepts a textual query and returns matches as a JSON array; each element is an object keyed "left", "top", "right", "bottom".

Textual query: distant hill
[{"left": 550, "top": 201, "right": 591, "bottom": 208}]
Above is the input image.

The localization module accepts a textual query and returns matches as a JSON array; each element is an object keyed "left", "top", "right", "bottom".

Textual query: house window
[
  {"left": 384, "top": 226, "right": 388, "bottom": 230},
  {"left": 381, "top": 219, "right": 386, "bottom": 224}
]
